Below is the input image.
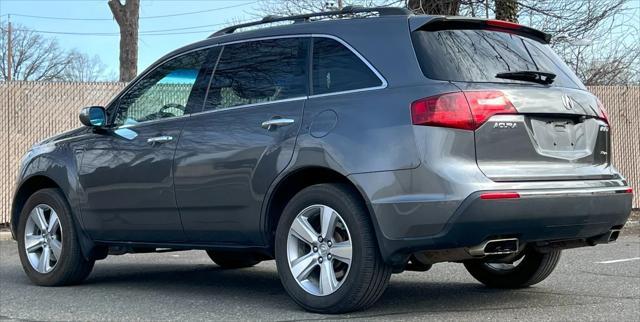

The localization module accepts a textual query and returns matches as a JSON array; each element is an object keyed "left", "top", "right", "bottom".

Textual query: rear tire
[
  {"left": 206, "top": 251, "right": 261, "bottom": 269},
  {"left": 17, "top": 188, "right": 95, "bottom": 286},
  {"left": 464, "top": 249, "right": 561, "bottom": 288},
  {"left": 275, "top": 183, "right": 392, "bottom": 314}
]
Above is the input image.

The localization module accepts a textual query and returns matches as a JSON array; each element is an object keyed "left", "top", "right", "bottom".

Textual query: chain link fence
[{"left": 1, "top": 82, "right": 639, "bottom": 224}]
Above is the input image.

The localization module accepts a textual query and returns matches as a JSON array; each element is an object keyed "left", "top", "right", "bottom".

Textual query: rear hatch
[{"left": 410, "top": 18, "right": 615, "bottom": 181}]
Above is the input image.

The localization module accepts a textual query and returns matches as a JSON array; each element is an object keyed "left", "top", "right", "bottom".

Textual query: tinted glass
[
  {"left": 204, "top": 38, "right": 308, "bottom": 111},
  {"left": 114, "top": 49, "right": 211, "bottom": 126},
  {"left": 312, "top": 38, "right": 382, "bottom": 95},
  {"left": 412, "top": 30, "right": 584, "bottom": 89}
]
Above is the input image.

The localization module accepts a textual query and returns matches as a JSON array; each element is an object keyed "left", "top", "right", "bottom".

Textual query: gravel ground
[{"left": 1, "top": 234, "right": 638, "bottom": 321}]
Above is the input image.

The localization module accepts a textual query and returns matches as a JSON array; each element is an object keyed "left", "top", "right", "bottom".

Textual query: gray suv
[{"left": 11, "top": 7, "right": 633, "bottom": 314}]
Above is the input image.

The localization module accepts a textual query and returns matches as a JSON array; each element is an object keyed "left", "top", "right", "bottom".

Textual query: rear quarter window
[
  {"left": 312, "top": 37, "right": 383, "bottom": 95},
  {"left": 411, "top": 29, "right": 585, "bottom": 89}
]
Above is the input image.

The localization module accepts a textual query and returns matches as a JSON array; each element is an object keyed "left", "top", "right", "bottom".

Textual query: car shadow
[{"left": 75, "top": 260, "right": 579, "bottom": 318}]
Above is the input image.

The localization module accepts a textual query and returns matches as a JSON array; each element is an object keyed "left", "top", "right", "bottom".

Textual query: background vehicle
[{"left": 11, "top": 7, "right": 632, "bottom": 314}]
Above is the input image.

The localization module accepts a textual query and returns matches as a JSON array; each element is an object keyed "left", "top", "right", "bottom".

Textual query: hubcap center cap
[{"left": 318, "top": 243, "right": 329, "bottom": 256}]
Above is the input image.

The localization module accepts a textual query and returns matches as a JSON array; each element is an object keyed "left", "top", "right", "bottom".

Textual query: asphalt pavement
[{"left": 1, "top": 235, "right": 639, "bottom": 321}]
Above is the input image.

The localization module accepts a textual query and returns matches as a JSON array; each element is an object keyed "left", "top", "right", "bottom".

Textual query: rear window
[
  {"left": 204, "top": 38, "right": 308, "bottom": 111},
  {"left": 411, "top": 29, "right": 585, "bottom": 89}
]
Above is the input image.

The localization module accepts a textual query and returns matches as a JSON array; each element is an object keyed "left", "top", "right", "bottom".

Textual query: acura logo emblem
[{"left": 562, "top": 94, "right": 575, "bottom": 110}]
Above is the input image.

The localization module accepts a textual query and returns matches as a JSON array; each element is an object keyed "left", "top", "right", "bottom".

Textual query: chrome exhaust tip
[
  {"left": 468, "top": 238, "right": 519, "bottom": 257},
  {"left": 608, "top": 229, "right": 621, "bottom": 243}
]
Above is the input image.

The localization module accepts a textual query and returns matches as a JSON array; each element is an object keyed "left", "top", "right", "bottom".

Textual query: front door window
[{"left": 113, "top": 49, "right": 211, "bottom": 126}]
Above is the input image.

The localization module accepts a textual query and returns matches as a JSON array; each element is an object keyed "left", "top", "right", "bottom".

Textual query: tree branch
[{"left": 108, "top": 0, "right": 125, "bottom": 25}]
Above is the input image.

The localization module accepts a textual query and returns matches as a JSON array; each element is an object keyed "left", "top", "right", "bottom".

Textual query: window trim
[{"left": 108, "top": 33, "right": 388, "bottom": 126}]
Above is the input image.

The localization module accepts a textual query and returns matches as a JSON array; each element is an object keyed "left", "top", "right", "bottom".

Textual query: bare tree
[
  {"left": 63, "top": 51, "right": 109, "bottom": 82},
  {"left": 407, "top": 0, "right": 461, "bottom": 15},
  {"left": 108, "top": 0, "right": 140, "bottom": 82},
  {"left": 518, "top": 0, "right": 639, "bottom": 85},
  {"left": 1, "top": 23, "right": 110, "bottom": 82},
  {"left": 1, "top": 22, "right": 71, "bottom": 81},
  {"left": 257, "top": 0, "right": 404, "bottom": 16},
  {"left": 495, "top": 0, "right": 518, "bottom": 22}
]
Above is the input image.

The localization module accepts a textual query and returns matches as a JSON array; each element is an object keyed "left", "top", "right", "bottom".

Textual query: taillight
[
  {"left": 465, "top": 91, "right": 518, "bottom": 125},
  {"left": 411, "top": 91, "right": 517, "bottom": 130},
  {"left": 596, "top": 98, "right": 610, "bottom": 124},
  {"left": 410, "top": 92, "right": 474, "bottom": 130}
]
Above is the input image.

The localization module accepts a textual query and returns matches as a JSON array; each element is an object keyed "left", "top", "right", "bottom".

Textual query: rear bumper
[{"left": 363, "top": 185, "right": 633, "bottom": 265}]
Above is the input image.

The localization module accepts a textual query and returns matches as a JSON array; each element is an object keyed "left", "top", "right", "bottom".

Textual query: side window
[
  {"left": 114, "top": 49, "right": 212, "bottom": 126},
  {"left": 312, "top": 37, "right": 382, "bottom": 95},
  {"left": 204, "top": 38, "right": 308, "bottom": 111}
]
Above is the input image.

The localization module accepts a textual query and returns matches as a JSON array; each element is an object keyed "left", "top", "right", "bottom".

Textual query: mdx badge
[{"left": 493, "top": 122, "right": 518, "bottom": 129}]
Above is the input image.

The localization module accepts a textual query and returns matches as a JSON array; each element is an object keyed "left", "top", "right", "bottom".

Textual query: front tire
[
  {"left": 17, "top": 188, "right": 95, "bottom": 286},
  {"left": 464, "top": 248, "right": 561, "bottom": 288},
  {"left": 275, "top": 183, "right": 391, "bottom": 314}
]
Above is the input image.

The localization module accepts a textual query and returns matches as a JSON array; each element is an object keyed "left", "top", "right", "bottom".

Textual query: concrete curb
[{"left": 0, "top": 230, "right": 13, "bottom": 241}]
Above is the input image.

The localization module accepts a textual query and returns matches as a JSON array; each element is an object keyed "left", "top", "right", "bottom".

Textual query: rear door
[
  {"left": 411, "top": 26, "right": 614, "bottom": 181},
  {"left": 174, "top": 37, "right": 309, "bottom": 244}
]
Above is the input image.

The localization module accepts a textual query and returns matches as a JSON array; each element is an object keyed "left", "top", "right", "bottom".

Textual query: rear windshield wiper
[{"left": 495, "top": 71, "right": 556, "bottom": 85}]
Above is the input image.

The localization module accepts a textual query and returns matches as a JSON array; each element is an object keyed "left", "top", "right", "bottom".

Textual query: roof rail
[{"left": 209, "top": 6, "right": 412, "bottom": 38}]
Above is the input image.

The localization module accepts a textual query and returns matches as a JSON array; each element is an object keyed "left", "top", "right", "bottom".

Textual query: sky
[{"left": 0, "top": 0, "right": 260, "bottom": 79}]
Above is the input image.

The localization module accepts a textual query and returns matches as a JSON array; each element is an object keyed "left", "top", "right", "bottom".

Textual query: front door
[
  {"left": 78, "top": 47, "right": 216, "bottom": 242},
  {"left": 174, "top": 37, "right": 309, "bottom": 244}
]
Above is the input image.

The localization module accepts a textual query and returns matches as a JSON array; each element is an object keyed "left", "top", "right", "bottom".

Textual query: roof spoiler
[{"left": 410, "top": 16, "right": 552, "bottom": 44}]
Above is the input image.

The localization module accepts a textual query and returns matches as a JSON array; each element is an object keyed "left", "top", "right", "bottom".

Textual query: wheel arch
[
  {"left": 11, "top": 175, "right": 105, "bottom": 261},
  {"left": 11, "top": 175, "right": 62, "bottom": 237},
  {"left": 262, "top": 166, "right": 380, "bottom": 255}
]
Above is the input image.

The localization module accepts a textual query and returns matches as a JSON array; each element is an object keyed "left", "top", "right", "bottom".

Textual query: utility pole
[
  {"left": 337, "top": 0, "right": 343, "bottom": 9},
  {"left": 7, "top": 15, "right": 12, "bottom": 81}
]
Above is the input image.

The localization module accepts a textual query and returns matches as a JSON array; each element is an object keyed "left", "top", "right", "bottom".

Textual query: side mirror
[{"left": 79, "top": 106, "right": 107, "bottom": 127}]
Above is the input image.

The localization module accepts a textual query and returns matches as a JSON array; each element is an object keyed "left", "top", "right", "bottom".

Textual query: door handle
[
  {"left": 261, "top": 118, "right": 295, "bottom": 130},
  {"left": 147, "top": 135, "right": 174, "bottom": 144}
]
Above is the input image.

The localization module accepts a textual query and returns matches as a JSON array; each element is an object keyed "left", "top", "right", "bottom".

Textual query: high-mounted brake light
[
  {"left": 411, "top": 91, "right": 517, "bottom": 130},
  {"left": 480, "top": 192, "right": 521, "bottom": 200},
  {"left": 487, "top": 19, "right": 522, "bottom": 30}
]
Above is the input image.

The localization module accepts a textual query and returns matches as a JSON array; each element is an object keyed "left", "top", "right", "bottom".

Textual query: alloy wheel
[
  {"left": 286, "top": 204, "right": 353, "bottom": 296},
  {"left": 23, "top": 204, "right": 62, "bottom": 274}
]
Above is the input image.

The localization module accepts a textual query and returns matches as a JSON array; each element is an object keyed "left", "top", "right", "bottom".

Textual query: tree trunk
[
  {"left": 495, "top": 0, "right": 518, "bottom": 23},
  {"left": 108, "top": 0, "right": 139, "bottom": 82},
  {"left": 407, "top": 0, "right": 461, "bottom": 15}
]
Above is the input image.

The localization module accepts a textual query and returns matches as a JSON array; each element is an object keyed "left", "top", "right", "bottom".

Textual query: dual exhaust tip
[
  {"left": 469, "top": 229, "right": 621, "bottom": 257},
  {"left": 608, "top": 229, "right": 621, "bottom": 243},
  {"left": 468, "top": 238, "right": 519, "bottom": 257}
]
